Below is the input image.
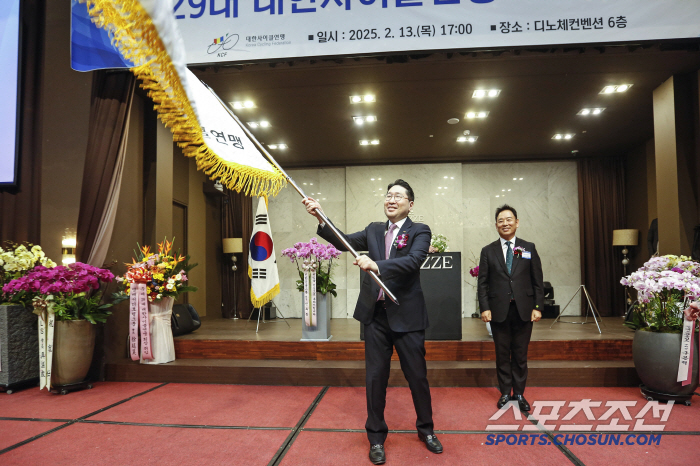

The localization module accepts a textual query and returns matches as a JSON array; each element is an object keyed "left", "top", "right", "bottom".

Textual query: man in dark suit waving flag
[
  {"left": 478, "top": 204, "right": 544, "bottom": 412},
  {"left": 303, "top": 179, "right": 441, "bottom": 465}
]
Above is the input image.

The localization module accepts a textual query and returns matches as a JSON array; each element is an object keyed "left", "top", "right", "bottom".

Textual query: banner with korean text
[
  {"left": 73, "top": 1, "right": 700, "bottom": 69},
  {"left": 174, "top": 0, "right": 700, "bottom": 64}
]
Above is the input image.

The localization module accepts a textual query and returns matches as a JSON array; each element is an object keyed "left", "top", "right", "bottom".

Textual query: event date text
[{"left": 318, "top": 24, "right": 472, "bottom": 42}]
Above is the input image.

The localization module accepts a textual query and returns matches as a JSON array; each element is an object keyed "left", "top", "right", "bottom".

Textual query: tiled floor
[{"left": 2, "top": 382, "right": 697, "bottom": 465}]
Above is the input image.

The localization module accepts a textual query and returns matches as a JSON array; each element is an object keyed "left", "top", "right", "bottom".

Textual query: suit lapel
[
  {"left": 511, "top": 238, "right": 527, "bottom": 276},
  {"left": 376, "top": 221, "right": 389, "bottom": 260},
  {"left": 389, "top": 217, "right": 413, "bottom": 260}
]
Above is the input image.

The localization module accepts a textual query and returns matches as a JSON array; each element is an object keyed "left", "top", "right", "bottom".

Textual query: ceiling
[{"left": 192, "top": 41, "right": 700, "bottom": 168}]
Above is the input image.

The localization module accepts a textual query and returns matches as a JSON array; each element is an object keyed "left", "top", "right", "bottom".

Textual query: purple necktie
[{"left": 377, "top": 223, "right": 397, "bottom": 301}]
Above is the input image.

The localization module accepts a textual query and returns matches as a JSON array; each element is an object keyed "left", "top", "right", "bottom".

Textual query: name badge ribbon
[{"left": 677, "top": 302, "right": 699, "bottom": 386}]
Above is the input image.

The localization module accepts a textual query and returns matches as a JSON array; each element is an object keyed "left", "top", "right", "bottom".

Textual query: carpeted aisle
[{"left": 1, "top": 383, "right": 698, "bottom": 465}]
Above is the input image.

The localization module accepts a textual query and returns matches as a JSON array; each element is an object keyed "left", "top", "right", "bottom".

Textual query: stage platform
[{"left": 105, "top": 317, "right": 639, "bottom": 388}]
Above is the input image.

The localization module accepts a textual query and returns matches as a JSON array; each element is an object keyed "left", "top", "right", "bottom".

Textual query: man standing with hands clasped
[
  {"left": 478, "top": 205, "right": 544, "bottom": 412},
  {"left": 303, "top": 179, "right": 441, "bottom": 465}
]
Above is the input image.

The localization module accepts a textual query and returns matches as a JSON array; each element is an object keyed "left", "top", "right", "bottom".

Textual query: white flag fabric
[
  {"left": 248, "top": 198, "right": 280, "bottom": 308},
  {"left": 81, "top": 0, "right": 286, "bottom": 198}
]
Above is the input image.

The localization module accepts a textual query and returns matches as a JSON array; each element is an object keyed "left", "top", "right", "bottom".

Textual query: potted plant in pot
[
  {"left": 2, "top": 262, "right": 122, "bottom": 392},
  {"left": 115, "top": 238, "right": 197, "bottom": 364},
  {"left": 282, "top": 238, "right": 341, "bottom": 340},
  {"left": 622, "top": 255, "right": 700, "bottom": 402},
  {"left": 0, "top": 242, "right": 57, "bottom": 393}
]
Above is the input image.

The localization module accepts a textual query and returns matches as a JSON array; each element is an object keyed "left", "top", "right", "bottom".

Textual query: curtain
[
  {"left": 221, "top": 189, "right": 253, "bottom": 319},
  {"left": 76, "top": 71, "right": 135, "bottom": 265},
  {"left": 0, "top": 0, "right": 44, "bottom": 244},
  {"left": 578, "top": 157, "right": 626, "bottom": 316}
]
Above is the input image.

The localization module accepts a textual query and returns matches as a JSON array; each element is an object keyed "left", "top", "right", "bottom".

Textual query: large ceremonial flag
[
  {"left": 248, "top": 198, "right": 280, "bottom": 307},
  {"left": 80, "top": 0, "right": 286, "bottom": 197}
]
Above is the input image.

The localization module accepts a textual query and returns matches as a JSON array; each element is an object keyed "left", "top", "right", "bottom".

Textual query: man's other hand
[
  {"left": 481, "top": 310, "right": 492, "bottom": 323},
  {"left": 531, "top": 310, "right": 542, "bottom": 322}
]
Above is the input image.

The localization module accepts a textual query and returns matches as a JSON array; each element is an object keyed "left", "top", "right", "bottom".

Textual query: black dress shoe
[
  {"left": 369, "top": 444, "right": 385, "bottom": 465},
  {"left": 514, "top": 394, "right": 531, "bottom": 412},
  {"left": 418, "top": 433, "right": 443, "bottom": 454},
  {"left": 497, "top": 394, "right": 511, "bottom": 409}
]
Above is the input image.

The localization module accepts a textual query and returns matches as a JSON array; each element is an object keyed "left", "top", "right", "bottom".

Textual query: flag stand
[
  {"left": 246, "top": 300, "right": 290, "bottom": 333},
  {"left": 202, "top": 82, "right": 399, "bottom": 305}
]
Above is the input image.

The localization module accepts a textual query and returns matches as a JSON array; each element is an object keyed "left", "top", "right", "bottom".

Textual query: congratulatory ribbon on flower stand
[
  {"left": 678, "top": 302, "right": 700, "bottom": 386},
  {"left": 128, "top": 269, "right": 153, "bottom": 361},
  {"left": 302, "top": 259, "right": 318, "bottom": 327},
  {"left": 34, "top": 298, "right": 55, "bottom": 391}
]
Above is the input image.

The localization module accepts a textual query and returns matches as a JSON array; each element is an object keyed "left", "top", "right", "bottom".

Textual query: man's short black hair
[
  {"left": 495, "top": 204, "right": 518, "bottom": 222},
  {"left": 387, "top": 179, "right": 414, "bottom": 201}
]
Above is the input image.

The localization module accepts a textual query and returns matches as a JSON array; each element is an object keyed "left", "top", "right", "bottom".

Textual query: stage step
[
  {"left": 173, "top": 339, "right": 632, "bottom": 361},
  {"left": 105, "top": 359, "right": 639, "bottom": 387}
]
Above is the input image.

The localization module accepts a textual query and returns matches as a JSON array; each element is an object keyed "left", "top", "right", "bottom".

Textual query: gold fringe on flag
[
  {"left": 248, "top": 265, "right": 281, "bottom": 308},
  {"left": 81, "top": 0, "right": 286, "bottom": 198}
]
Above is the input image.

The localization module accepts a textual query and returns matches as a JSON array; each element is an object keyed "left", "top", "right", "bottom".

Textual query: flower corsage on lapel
[
  {"left": 395, "top": 233, "right": 409, "bottom": 250},
  {"left": 513, "top": 246, "right": 529, "bottom": 258}
]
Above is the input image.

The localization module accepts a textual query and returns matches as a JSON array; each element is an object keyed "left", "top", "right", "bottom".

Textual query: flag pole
[{"left": 201, "top": 82, "right": 400, "bottom": 305}]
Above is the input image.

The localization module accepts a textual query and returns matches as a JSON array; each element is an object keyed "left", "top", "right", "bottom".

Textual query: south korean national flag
[{"left": 248, "top": 197, "right": 280, "bottom": 307}]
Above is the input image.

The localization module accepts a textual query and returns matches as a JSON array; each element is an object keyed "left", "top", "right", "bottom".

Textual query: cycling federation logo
[{"left": 207, "top": 33, "right": 241, "bottom": 54}]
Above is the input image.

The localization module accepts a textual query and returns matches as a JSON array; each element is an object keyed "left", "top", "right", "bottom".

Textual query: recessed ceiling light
[
  {"left": 371, "top": 178, "right": 375, "bottom": 181},
  {"left": 508, "top": 189, "right": 511, "bottom": 191},
  {"left": 353, "top": 116, "right": 377, "bottom": 124},
  {"left": 513, "top": 178, "right": 517, "bottom": 180},
  {"left": 502, "top": 189, "right": 505, "bottom": 192},
  {"left": 447, "top": 118, "right": 460, "bottom": 124},
  {"left": 472, "top": 89, "right": 501, "bottom": 98},
  {"left": 450, "top": 177, "right": 454, "bottom": 179},
  {"left": 577, "top": 108, "right": 605, "bottom": 115},
  {"left": 467, "top": 136, "right": 478, "bottom": 143},
  {"left": 519, "top": 178, "right": 523, "bottom": 180},
  {"left": 599, "top": 84, "right": 633, "bottom": 94},
  {"left": 248, "top": 121, "right": 271, "bottom": 128},
  {"left": 370, "top": 139, "right": 380, "bottom": 145},
  {"left": 465, "top": 111, "right": 489, "bottom": 119},
  {"left": 231, "top": 101, "right": 256, "bottom": 109},
  {"left": 444, "top": 176, "right": 448, "bottom": 179},
  {"left": 360, "top": 140, "right": 369, "bottom": 145},
  {"left": 268, "top": 143, "right": 287, "bottom": 149},
  {"left": 438, "top": 187, "right": 442, "bottom": 189},
  {"left": 268, "top": 144, "right": 278, "bottom": 149},
  {"left": 552, "top": 133, "right": 575, "bottom": 140},
  {"left": 350, "top": 95, "right": 375, "bottom": 103},
  {"left": 378, "top": 178, "right": 381, "bottom": 180},
  {"left": 457, "top": 136, "right": 467, "bottom": 142},
  {"left": 496, "top": 195, "right": 500, "bottom": 198}
]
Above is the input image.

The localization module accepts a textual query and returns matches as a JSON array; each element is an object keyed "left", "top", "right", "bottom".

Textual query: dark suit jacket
[
  {"left": 318, "top": 217, "right": 431, "bottom": 333},
  {"left": 477, "top": 237, "right": 545, "bottom": 323}
]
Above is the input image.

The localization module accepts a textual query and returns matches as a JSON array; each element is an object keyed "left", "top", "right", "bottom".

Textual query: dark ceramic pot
[{"left": 633, "top": 329, "right": 699, "bottom": 395}]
